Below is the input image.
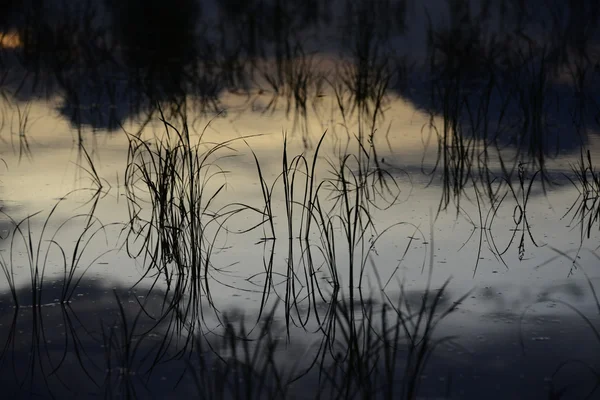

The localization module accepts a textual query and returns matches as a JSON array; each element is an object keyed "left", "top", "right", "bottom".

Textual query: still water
[{"left": 0, "top": 1, "right": 599, "bottom": 399}]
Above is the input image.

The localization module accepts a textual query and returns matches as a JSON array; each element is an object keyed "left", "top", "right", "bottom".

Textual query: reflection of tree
[
  {"left": 107, "top": 0, "right": 200, "bottom": 98},
  {"left": 0, "top": 0, "right": 597, "bottom": 160},
  {"left": 0, "top": 0, "right": 20, "bottom": 33},
  {"left": 403, "top": 0, "right": 600, "bottom": 214}
]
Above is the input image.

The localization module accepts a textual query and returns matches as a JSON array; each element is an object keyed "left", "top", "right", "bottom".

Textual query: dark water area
[
  {"left": 0, "top": 1, "right": 597, "bottom": 139},
  {"left": 1, "top": 278, "right": 598, "bottom": 399},
  {"left": 0, "top": 1, "right": 600, "bottom": 399}
]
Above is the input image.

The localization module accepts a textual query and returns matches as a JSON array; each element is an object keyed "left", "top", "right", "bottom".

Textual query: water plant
[{"left": 564, "top": 149, "right": 600, "bottom": 242}]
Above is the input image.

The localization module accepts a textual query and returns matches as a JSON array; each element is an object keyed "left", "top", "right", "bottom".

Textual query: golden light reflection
[{"left": 0, "top": 31, "right": 22, "bottom": 49}]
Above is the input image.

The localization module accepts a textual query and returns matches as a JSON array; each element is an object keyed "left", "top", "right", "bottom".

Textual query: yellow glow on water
[{"left": 0, "top": 31, "right": 21, "bottom": 49}]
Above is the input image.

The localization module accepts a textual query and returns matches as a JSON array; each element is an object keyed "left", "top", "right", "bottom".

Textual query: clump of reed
[
  {"left": 0, "top": 148, "right": 111, "bottom": 309},
  {"left": 185, "top": 260, "right": 470, "bottom": 400},
  {"left": 123, "top": 101, "right": 270, "bottom": 345},
  {"left": 564, "top": 150, "right": 600, "bottom": 242}
]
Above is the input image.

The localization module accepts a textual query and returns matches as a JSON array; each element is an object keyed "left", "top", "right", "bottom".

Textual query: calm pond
[{"left": 0, "top": 1, "right": 599, "bottom": 399}]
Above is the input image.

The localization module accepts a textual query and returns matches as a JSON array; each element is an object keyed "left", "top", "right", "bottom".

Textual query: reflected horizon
[{"left": 1, "top": 1, "right": 600, "bottom": 399}]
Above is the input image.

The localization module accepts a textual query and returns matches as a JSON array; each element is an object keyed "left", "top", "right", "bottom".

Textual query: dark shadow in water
[
  {"left": 0, "top": 280, "right": 203, "bottom": 399},
  {"left": 0, "top": 276, "right": 598, "bottom": 399},
  {"left": 397, "top": 0, "right": 600, "bottom": 155},
  {"left": 376, "top": 0, "right": 600, "bottom": 216},
  {"left": 1, "top": 1, "right": 600, "bottom": 224},
  {"left": 0, "top": 0, "right": 222, "bottom": 131},
  {"left": 0, "top": 0, "right": 596, "bottom": 149}
]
